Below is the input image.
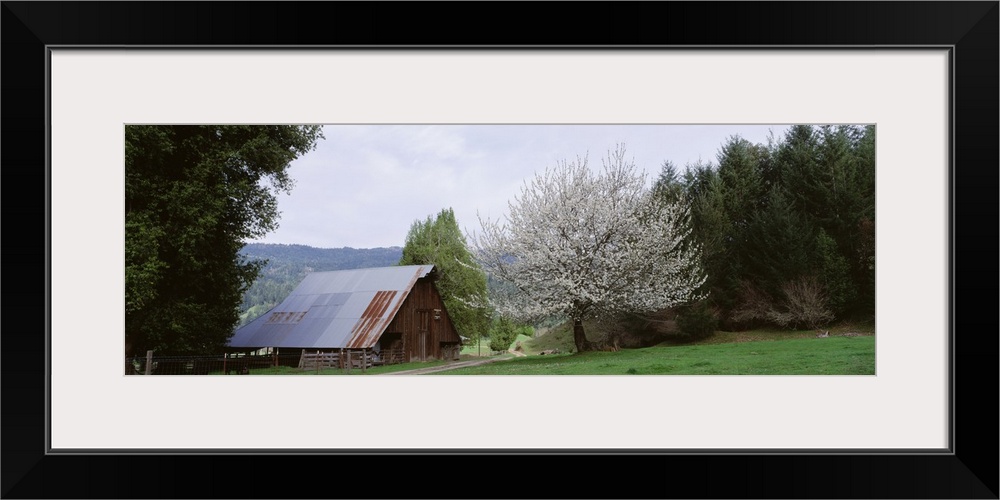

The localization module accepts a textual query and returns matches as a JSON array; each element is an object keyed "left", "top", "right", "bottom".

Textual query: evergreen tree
[
  {"left": 487, "top": 316, "right": 519, "bottom": 353},
  {"left": 838, "top": 125, "right": 877, "bottom": 317},
  {"left": 814, "top": 228, "right": 856, "bottom": 316},
  {"left": 851, "top": 125, "right": 877, "bottom": 317},
  {"left": 711, "top": 138, "right": 773, "bottom": 315},
  {"left": 743, "top": 187, "right": 816, "bottom": 298},
  {"left": 652, "top": 160, "right": 685, "bottom": 203},
  {"left": 679, "top": 162, "right": 737, "bottom": 312},
  {"left": 781, "top": 125, "right": 875, "bottom": 317},
  {"left": 125, "top": 125, "right": 323, "bottom": 355},
  {"left": 678, "top": 126, "right": 875, "bottom": 327},
  {"left": 774, "top": 125, "right": 822, "bottom": 212},
  {"left": 399, "top": 208, "right": 492, "bottom": 343},
  {"left": 716, "top": 136, "right": 769, "bottom": 231}
]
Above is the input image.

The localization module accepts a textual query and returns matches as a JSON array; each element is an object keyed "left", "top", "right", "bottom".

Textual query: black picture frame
[{"left": 3, "top": 2, "right": 997, "bottom": 498}]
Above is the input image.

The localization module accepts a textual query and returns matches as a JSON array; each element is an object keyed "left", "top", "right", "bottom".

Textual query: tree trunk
[{"left": 573, "top": 318, "right": 593, "bottom": 352}]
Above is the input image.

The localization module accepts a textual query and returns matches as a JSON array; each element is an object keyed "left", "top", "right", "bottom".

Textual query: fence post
[
  {"left": 223, "top": 353, "right": 227, "bottom": 375},
  {"left": 316, "top": 350, "right": 321, "bottom": 374},
  {"left": 362, "top": 350, "right": 367, "bottom": 373},
  {"left": 144, "top": 350, "right": 153, "bottom": 375}
]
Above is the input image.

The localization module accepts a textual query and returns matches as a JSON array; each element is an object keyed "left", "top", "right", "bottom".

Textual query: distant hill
[{"left": 237, "top": 243, "right": 403, "bottom": 327}]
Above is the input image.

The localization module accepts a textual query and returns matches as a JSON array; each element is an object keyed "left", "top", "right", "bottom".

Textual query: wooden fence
[
  {"left": 297, "top": 349, "right": 370, "bottom": 372},
  {"left": 297, "top": 347, "right": 406, "bottom": 372},
  {"left": 124, "top": 351, "right": 298, "bottom": 375},
  {"left": 124, "top": 347, "right": 408, "bottom": 375},
  {"left": 379, "top": 346, "right": 405, "bottom": 366}
]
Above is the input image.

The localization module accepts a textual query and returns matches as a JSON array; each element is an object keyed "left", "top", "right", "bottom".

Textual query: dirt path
[{"left": 384, "top": 351, "right": 521, "bottom": 375}]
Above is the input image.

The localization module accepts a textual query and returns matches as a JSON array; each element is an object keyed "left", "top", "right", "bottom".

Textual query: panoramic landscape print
[{"left": 125, "top": 124, "right": 875, "bottom": 375}]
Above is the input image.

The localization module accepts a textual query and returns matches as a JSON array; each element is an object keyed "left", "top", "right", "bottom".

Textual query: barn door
[{"left": 416, "top": 310, "right": 430, "bottom": 361}]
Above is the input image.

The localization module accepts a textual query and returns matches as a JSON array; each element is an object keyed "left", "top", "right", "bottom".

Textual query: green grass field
[
  {"left": 226, "top": 322, "right": 875, "bottom": 376},
  {"left": 435, "top": 335, "right": 875, "bottom": 375}
]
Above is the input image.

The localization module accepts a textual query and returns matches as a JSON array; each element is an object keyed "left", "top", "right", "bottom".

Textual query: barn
[{"left": 228, "top": 264, "right": 462, "bottom": 365}]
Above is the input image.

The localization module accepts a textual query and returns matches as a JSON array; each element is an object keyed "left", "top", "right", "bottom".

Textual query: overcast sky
[{"left": 249, "top": 124, "right": 792, "bottom": 249}]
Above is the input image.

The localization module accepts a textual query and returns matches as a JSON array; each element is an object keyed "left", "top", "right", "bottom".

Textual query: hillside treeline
[{"left": 655, "top": 125, "right": 875, "bottom": 330}]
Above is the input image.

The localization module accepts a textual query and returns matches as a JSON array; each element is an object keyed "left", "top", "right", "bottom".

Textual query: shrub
[
  {"left": 488, "top": 316, "right": 519, "bottom": 353},
  {"left": 590, "top": 311, "right": 672, "bottom": 348},
  {"left": 516, "top": 325, "right": 535, "bottom": 338},
  {"left": 769, "top": 276, "right": 834, "bottom": 329},
  {"left": 675, "top": 300, "right": 719, "bottom": 339},
  {"left": 730, "top": 277, "right": 834, "bottom": 330},
  {"left": 730, "top": 281, "right": 774, "bottom": 327}
]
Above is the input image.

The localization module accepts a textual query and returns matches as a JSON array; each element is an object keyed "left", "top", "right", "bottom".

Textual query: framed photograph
[{"left": 5, "top": 2, "right": 996, "bottom": 498}]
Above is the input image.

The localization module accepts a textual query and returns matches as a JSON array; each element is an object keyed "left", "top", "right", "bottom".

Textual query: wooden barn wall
[{"left": 383, "top": 278, "right": 460, "bottom": 360}]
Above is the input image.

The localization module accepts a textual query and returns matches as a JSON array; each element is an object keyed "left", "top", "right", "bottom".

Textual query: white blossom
[{"left": 470, "top": 145, "right": 707, "bottom": 325}]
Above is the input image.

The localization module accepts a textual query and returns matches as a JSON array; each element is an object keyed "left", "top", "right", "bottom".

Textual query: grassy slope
[
  {"left": 521, "top": 324, "right": 575, "bottom": 354},
  {"left": 523, "top": 319, "right": 875, "bottom": 351},
  {"left": 461, "top": 333, "right": 535, "bottom": 357},
  {"left": 436, "top": 336, "right": 875, "bottom": 375}
]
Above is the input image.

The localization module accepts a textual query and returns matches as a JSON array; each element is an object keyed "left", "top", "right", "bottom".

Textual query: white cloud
[{"left": 252, "top": 124, "right": 792, "bottom": 249}]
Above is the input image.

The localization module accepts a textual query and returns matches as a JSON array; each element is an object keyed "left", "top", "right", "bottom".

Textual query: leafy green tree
[
  {"left": 488, "top": 316, "right": 519, "bottom": 353},
  {"left": 399, "top": 208, "right": 492, "bottom": 343},
  {"left": 516, "top": 324, "right": 535, "bottom": 339},
  {"left": 125, "top": 125, "right": 323, "bottom": 356}
]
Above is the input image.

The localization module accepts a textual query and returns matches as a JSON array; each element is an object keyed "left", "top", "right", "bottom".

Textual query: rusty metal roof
[{"left": 228, "top": 265, "right": 435, "bottom": 349}]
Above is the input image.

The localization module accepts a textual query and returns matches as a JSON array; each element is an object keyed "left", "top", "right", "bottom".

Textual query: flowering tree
[{"left": 472, "top": 145, "right": 707, "bottom": 352}]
